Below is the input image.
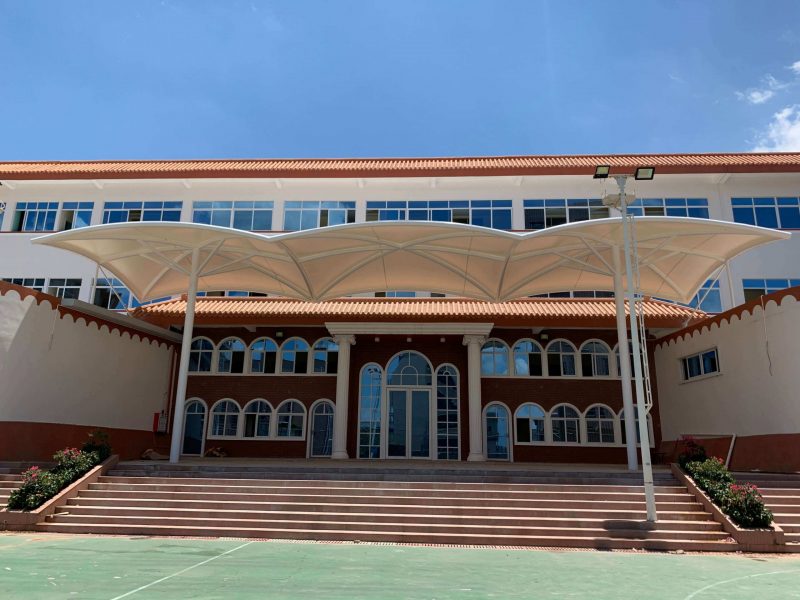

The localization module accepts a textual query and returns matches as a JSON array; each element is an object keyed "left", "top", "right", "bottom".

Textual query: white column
[
  {"left": 463, "top": 335, "right": 486, "bottom": 461},
  {"left": 331, "top": 334, "right": 356, "bottom": 460},
  {"left": 613, "top": 246, "right": 638, "bottom": 471},
  {"left": 169, "top": 247, "right": 201, "bottom": 464}
]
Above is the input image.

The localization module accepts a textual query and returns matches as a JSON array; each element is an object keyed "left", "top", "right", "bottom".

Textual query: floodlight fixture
[
  {"left": 634, "top": 166, "right": 656, "bottom": 181},
  {"left": 593, "top": 165, "right": 611, "bottom": 179}
]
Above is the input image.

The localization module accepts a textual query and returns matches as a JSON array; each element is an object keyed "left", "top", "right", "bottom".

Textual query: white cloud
[
  {"left": 791, "top": 60, "right": 800, "bottom": 76},
  {"left": 736, "top": 74, "right": 788, "bottom": 104},
  {"left": 753, "top": 105, "right": 800, "bottom": 151}
]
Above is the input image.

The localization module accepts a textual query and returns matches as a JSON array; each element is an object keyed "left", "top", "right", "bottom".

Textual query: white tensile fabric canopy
[{"left": 33, "top": 218, "right": 789, "bottom": 304}]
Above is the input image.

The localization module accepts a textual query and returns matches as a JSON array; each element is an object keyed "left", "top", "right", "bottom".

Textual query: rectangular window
[
  {"left": 681, "top": 348, "right": 720, "bottom": 381},
  {"left": 365, "top": 200, "right": 513, "bottom": 230},
  {"left": 2, "top": 277, "right": 46, "bottom": 291},
  {"left": 59, "top": 202, "right": 94, "bottom": 230},
  {"left": 11, "top": 202, "right": 59, "bottom": 231},
  {"left": 689, "top": 279, "right": 723, "bottom": 313},
  {"left": 47, "top": 278, "right": 82, "bottom": 299},
  {"left": 533, "top": 290, "right": 614, "bottom": 299},
  {"left": 731, "top": 197, "right": 800, "bottom": 229},
  {"left": 742, "top": 278, "right": 800, "bottom": 302},
  {"left": 192, "top": 201, "right": 273, "bottom": 230},
  {"left": 103, "top": 201, "right": 182, "bottom": 224},
  {"left": 626, "top": 198, "right": 710, "bottom": 219},
  {"left": 284, "top": 201, "right": 355, "bottom": 231},
  {"left": 523, "top": 199, "right": 609, "bottom": 230},
  {"left": 93, "top": 278, "right": 133, "bottom": 310}
]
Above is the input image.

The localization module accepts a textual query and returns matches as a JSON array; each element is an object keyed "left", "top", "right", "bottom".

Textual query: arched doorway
[
  {"left": 182, "top": 399, "right": 206, "bottom": 456},
  {"left": 385, "top": 351, "right": 434, "bottom": 459},
  {"left": 484, "top": 403, "right": 511, "bottom": 461},
  {"left": 309, "top": 400, "right": 334, "bottom": 457}
]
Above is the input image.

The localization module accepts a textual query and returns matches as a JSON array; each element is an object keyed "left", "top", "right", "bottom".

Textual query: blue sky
[{"left": 1, "top": 0, "right": 799, "bottom": 160}]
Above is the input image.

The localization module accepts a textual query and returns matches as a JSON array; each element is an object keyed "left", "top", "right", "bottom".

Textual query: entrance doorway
[
  {"left": 387, "top": 389, "right": 431, "bottom": 458},
  {"left": 182, "top": 399, "right": 206, "bottom": 455}
]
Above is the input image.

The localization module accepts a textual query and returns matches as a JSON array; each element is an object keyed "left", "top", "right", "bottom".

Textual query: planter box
[
  {"left": 671, "top": 463, "right": 786, "bottom": 552},
  {"left": 0, "top": 455, "right": 119, "bottom": 530}
]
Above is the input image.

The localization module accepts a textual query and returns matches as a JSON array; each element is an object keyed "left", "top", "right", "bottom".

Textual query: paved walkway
[{"left": 1, "top": 533, "right": 799, "bottom": 599}]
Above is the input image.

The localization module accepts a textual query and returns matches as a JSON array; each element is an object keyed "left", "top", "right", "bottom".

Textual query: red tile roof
[
  {"left": 132, "top": 296, "right": 706, "bottom": 329},
  {"left": 2, "top": 153, "right": 800, "bottom": 180}
]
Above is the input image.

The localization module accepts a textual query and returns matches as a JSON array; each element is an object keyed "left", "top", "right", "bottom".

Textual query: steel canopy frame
[{"left": 32, "top": 219, "right": 790, "bottom": 472}]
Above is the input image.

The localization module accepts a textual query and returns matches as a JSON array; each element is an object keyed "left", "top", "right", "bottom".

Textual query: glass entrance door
[{"left": 387, "top": 389, "right": 431, "bottom": 458}]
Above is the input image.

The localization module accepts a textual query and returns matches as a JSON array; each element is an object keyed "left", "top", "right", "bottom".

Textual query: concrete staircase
[
  {"left": 736, "top": 471, "right": 800, "bottom": 548},
  {"left": 36, "top": 463, "right": 737, "bottom": 551}
]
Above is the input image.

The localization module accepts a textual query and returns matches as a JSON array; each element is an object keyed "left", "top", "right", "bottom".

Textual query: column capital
[
  {"left": 333, "top": 333, "right": 356, "bottom": 346},
  {"left": 462, "top": 334, "right": 486, "bottom": 347}
]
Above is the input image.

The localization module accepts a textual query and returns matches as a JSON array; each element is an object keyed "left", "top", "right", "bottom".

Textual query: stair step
[
  {"left": 34, "top": 522, "right": 737, "bottom": 551},
  {"left": 53, "top": 505, "right": 724, "bottom": 530}
]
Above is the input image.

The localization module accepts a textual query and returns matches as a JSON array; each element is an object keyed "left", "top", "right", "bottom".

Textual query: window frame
[
  {"left": 311, "top": 337, "right": 339, "bottom": 375},
  {"left": 580, "top": 340, "right": 612, "bottom": 378},
  {"left": 188, "top": 336, "right": 215, "bottom": 373},
  {"left": 207, "top": 399, "right": 241, "bottom": 440},
  {"left": 216, "top": 337, "right": 247, "bottom": 374},
  {"left": 275, "top": 399, "right": 307, "bottom": 439},
  {"left": 584, "top": 404, "right": 617, "bottom": 445},
  {"left": 248, "top": 337, "right": 279, "bottom": 374},
  {"left": 511, "top": 339, "right": 544, "bottom": 377},
  {"left": 279, "top": 337, "right": 311, "bottom": 375},
  {"left": 242, "top": 399, "right": 273, "bottom": 439},
  {"left": 680, "top": 348, "right": 721, "bottom": 382},
  {"left": 514, "top": 403, "right": 547, "bottom": 445},
  {"left": 435, "top": 363, "right": 461, "bottom": 460},
  {"left": 307, "top": 399, "right": 335, "bottom": 458},
  {"left": 550, "top": 403, "right": 582, "bottom": 444},
  {"left": 357, "top": 363, "right": 384, "bottom": 459},
  {"left": 480, "top": 339, "right": 510, "bottom": 376},
  {"left": 483, "top": 402, "right": 512, "bottom": 461},
  {"left": 545, "top": 339, "right": 578, "bottom": 377}
]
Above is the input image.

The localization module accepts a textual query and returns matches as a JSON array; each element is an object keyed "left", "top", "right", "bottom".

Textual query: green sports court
[{"left": 1, "top": 533, "right": 799, "bottom": 600}]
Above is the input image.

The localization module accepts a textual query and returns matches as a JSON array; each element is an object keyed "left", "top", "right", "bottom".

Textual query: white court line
[
  {"left": 108, "top": 540, "right": 255, "bottom": 600},
  {"left": 683, "top": 569, "right": 800, "bottom": 600}
]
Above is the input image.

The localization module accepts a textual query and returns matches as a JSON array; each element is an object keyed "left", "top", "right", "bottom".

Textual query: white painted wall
[
  {"left": 0, "top": 288, "right": 173, "bottom": 430},
  {"left": 655, "top": 292, "right": 800, "bottom": 440}
]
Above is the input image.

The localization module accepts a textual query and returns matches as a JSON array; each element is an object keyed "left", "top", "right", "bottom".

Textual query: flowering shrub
[
  {"left": 6, "top": 446, "right": 106, "bottom": 512},
  {"left": 677, "top": 435, "right": 707, "bottom": 469},
  {"left": 82, "top": 429, "right": 112, "bottom": 462},
  {"left": 684, "top": 458, "right": 773, "bottom": 529}
]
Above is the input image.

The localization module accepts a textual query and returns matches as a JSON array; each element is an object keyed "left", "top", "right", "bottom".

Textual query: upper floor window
[
  {"left": 387, "top": 351, "right": 433, "bottom": 386},
  {"left": 2, "top": 277, "right": 45, "bottom": 291},
  {"left": 512, "top": 340, "right": 543, "bottom": 376},
  {"left": 189, "top": 338, "right": 214, "bottom": 372},
  {"left": 366, "top": 200, "right": 512, "bottom": 230},
  {"left": 11, "top": 202, "right": 58, "bottom": 231},
  {"left": 92, "top": 278, "right": 133, "bottom": 310},
  {"left": 689, "top": 279, "right": 722, "bottom": 313},
  {"left": 580, "top": 341, "right": 611, "bottom": 377},
  {"left": 681, "top": 348, "right": 720, "bottom": 381},
  {"left": 743, "top": 278, "right": 800, "bottom": 302},
  {"left": 192, "top": 201, "right": 273, "bottom": 230},
  {"left": 217, "top": 338, "right": 246, "bottom": 373},
  {"left": 628, "top": 198, "right": 709, "bottom": 218},
  {"left": 312, "top": 338, "right": 339, "bottom": 374},
  {"left": 732, "top": 197, "right": 800, "bottom": 229},
  {"left": 197, "top": 290, "right": 268, "bottom": 298},
  {"left": 546, "top": 340, "right": 577, "bottom": 376},
  {"left": 250, "top": 337, "right": 278, "bottom": 373},
  {"left": 375, "top": 291, "right": 417, "bottom": 297},
  {"left": 281, "top": 338, "right": 309, "bottom": 373},
  {"left": 284, "top": 201, "right": 355, "bottom": 231},
  {"left": 60, "top": 202, "right": 94, "bottom": 230},
  {"left": 481, "top": 340, "right": 509, "bottom": 376},
  {"left": 47, "top": 278, "right": 82, "bottom": 300},
  {"left": 533, "top": 290, "right": 615, "bottom": 299},
  {"left": 102, "top": 201, "right": 182, "bottom": 224},
  {"left": 523, "top": 199, "right": 609, "bottom": 230}
]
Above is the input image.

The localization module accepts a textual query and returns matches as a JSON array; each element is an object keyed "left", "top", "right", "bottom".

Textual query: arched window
[
  {"left": 512, "top": 339, "right": 543, "bottom": 376},
  {"left": 515, "top": 403, "right": 546, "bottom": 443},
  {"left": 546, "top": 340, "right": 577, "bottom": 377},
  {"left": 386, "top": 351, "right": 432, "bottom": 386},
  {"left": 281, "top": 338, "right": 309, "bottom": 374},
  {"left": 217, "top": 338, "right": 246, "bottom": 373},
  {"left": 243, "top": 399, "right": 272, "bottom": 438},
  {"left": 276, "top": 400, "right": 305, "bottom": 438},
  {"left": 250, "top": 338, "right": 278, "bottom": 374},
  {"left": 312, "top": 338, "right": 339, "bottom": 374},
  {"left": 619, "top": 407, "right": 653, "bottom": 446},
  {"left": 551, "top": 404, "right": 580, "bottom": 443},
  {"left": 481, "top": 340, "right": 510, "bottom": 376},
  {"left": 358, "top": 364, "right": 383, "bottom": 459},
  {"left": 436, "top": 364, "right": 459, "bottom": 460},
  {"left": 209, "top": 400, "right": 240, "bottom": 437},
  {"left": 484, "top": 404, "right": 510, "bottom": 460},
  {"left": 309, "top": 400, "right": 334, "bottom": 457},
  {"left": 189, "top": 338, "right": 214, "bottom": 372},
  {"left": 581, "top": 341, "right": 611, "bottom": 377},
  {"left": 585, "top": 405, "right": 616, "bottom": 443}
]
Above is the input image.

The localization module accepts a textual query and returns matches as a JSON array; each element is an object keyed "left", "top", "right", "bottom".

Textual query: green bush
[
  {"left": 6, "top": 447, "right": 104, "bottom": 512},
  {"left": 677, "top": 435, "right": 707, "bottom": 469},
  {"left": 81, "top": 429, "right": 111, "bottom": 462},
  {"left": 683, "top": 458, "right": 773, "bottom": 529}
]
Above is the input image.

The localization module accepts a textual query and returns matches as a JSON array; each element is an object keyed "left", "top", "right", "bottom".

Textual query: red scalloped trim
[
  {"left": 656, "top": 286, "right": 800, "bottom": 348},
  {"left": 0, "top": 281, "right": 178, "bottom": 349}
]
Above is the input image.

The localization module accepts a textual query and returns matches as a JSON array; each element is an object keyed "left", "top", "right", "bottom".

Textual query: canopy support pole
[
  {"left": 169, "top": 247, "right": 201, "bottom": 464},
  {"left": 613, "top": 247, "right": 639, "bottom": 471},
  {"left": 617, "top": 178, "right": 658, "bottom": 522}
]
